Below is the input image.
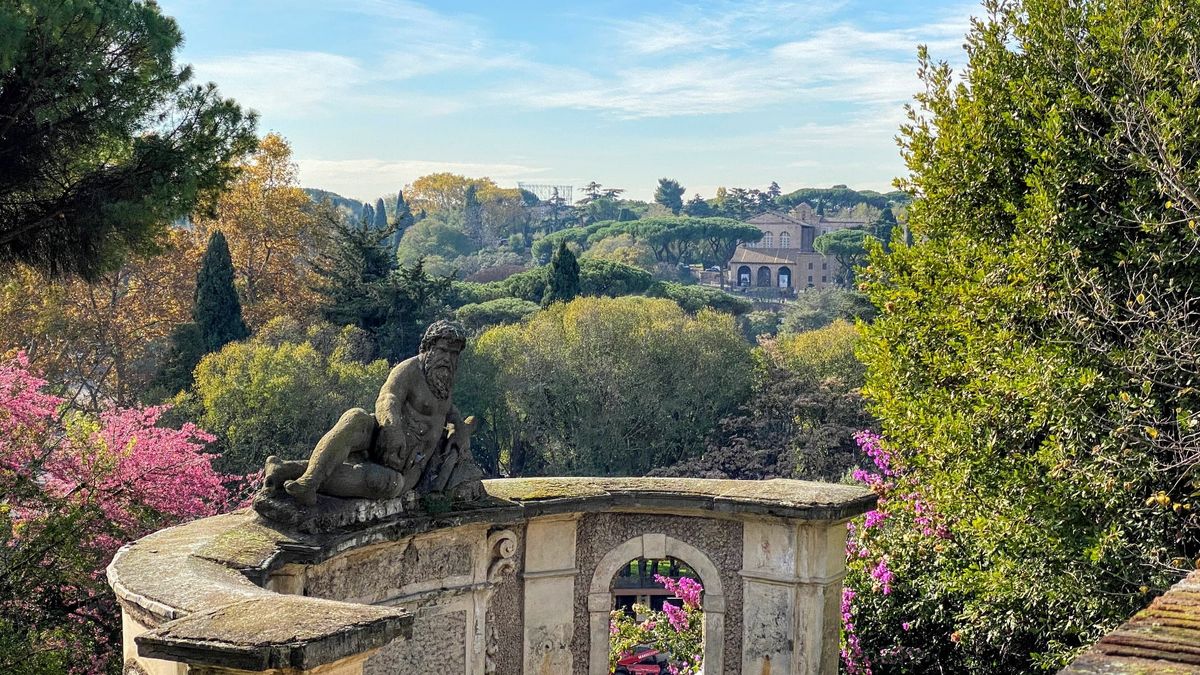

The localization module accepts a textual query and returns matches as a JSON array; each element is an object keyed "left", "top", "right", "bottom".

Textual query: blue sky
[{"left": 160, "top": 0, "right": 976, "bottom": 202}]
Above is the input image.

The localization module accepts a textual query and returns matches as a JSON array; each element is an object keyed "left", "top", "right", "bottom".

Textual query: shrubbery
[
  {"left": 846, "top": 0, "right": 1200, "bottom": 671},
  {"left": 182, "top": 322, "right": 389, "bottom": 474},
  {"left": 460, "top": 296, "right": 751, "bottom": 476}
]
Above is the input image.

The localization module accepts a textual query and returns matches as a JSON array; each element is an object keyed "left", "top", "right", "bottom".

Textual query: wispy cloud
[
  {"left": 192, "top": 1, "right": 975, "bottom": 122},
  {"left": 192, "top": 51, "right": 364, "bottom": 118},
  {"left": 606, "top": 0, "right": 850, "bottom": 55},
  {"left": 496, "top": 4, "right": 975, "bottom": 118}
]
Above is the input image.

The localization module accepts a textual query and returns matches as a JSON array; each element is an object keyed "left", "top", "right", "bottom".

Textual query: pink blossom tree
[{"left": 0, "top": 353, "right": 248, "bottom": 673}]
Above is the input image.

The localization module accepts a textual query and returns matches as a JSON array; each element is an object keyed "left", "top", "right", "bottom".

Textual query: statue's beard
[{"left": 424, "top": 357, "right": 456, "bottom": 399}]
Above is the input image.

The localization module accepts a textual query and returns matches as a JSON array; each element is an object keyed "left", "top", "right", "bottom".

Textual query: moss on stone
[{"left": 194, "top": 512, "right": 295, "bottom": 569}]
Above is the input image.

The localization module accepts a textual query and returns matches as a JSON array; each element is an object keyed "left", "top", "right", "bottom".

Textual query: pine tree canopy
[{"left": 0, "top": 0, "right": 257, "bottom": 281}]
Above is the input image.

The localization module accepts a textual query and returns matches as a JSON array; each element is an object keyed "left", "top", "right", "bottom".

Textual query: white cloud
[
  {"left": 192, "top": 51, "right": 364, "bottom": 119},
  {"left": 607, "top": 1, "right": 850, "bottom": 55},
  {"left": 295, "top": 158, "right": 549, "bottom": 201},
  {"left": 494, "top": 3, "right": 976, "bottom": 118}
]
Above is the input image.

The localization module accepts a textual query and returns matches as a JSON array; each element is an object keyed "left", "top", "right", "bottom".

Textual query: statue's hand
[
  {"left": 444, "top": 416, "right": 478, "bottom": 458},
  {"left": 374, "top": 436, "right": 407, "bottom": 472}
]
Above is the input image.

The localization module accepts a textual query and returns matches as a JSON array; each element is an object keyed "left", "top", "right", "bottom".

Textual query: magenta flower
[
  {"left": 663, "top": 601, "right": 689, "bottom": 632},
  {"left": 654, "top": 574, "right": 703, "bottom": 609}
]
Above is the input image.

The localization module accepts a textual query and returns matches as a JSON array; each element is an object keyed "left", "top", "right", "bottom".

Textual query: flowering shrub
[
  {"left": 608, "top": 575, "right": 704, "bottom": 674},
  {"left": 0, "top": 353, "right": 249, "bottom": 673},
  {"left": 842, "top": 430, "right": 951, "bottom": 674}
]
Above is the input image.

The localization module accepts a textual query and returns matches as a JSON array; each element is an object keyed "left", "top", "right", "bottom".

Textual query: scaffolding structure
[{"left": 518, "top": 182, "right": 573, "bottom": 204}]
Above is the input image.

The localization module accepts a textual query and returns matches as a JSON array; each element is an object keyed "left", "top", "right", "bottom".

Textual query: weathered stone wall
[
  {"left": 570, "top": 512, "right": 744, "bottom": 674},
  {"left": 487, "top": 523, "right": 526, "bottom": 675},
  {"left": 111, "top": 478, "right": 872, "bottom": 675},
  {"left": 303, "top": 528, "right": 481, "bottom": 605},
  {"left": 366, "top": 607, "right": 468, "bottom": 674}
]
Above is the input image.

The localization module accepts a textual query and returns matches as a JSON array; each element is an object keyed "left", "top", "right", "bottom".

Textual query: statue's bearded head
[{"left": 419, "top": 320, "right": 467, "bottom": 400}]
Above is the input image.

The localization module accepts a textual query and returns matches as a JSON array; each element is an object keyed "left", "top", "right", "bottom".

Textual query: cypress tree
[
  {"left": 463, "top": 183, "right": 483, "bottom": 246},
  {"left": 374, "top": 197, "right": 388, "bottom": 230},
  {"left": 194, "top": 230, "right": 249, "bottom": 352},
  {"left": 394, "top": 190, "right": 414, "bottom": 228},
  {"left": 361, "top": 203, "right": 375, "bottom": 229},
  {"left": 391, "top": 189, "right": 415, "bottom": 249},
  {"left": 544, "top": 241, "right": 580, "bottom": 306}
]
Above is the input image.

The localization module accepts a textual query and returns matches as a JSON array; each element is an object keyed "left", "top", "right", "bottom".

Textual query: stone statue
[{"left": 255, "top": 320, "right": 485, "bottom": 521}]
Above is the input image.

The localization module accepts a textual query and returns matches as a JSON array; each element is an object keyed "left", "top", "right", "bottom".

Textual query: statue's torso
[{"left": 373, "top": 357, "right": 453, "bottom": 467}]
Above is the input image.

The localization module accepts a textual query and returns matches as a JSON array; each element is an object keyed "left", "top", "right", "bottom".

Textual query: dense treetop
[{"left": 0, "top": 0, "right": 257, "bottom": 280}]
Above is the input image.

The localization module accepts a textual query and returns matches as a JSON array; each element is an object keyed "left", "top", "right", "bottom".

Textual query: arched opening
[
  {"left": 737, "top": 265, "right": 751, "bottom": 287},
  {"left": 778, "top": 266, "right": 792, "bottom": 288},
  {"left": 587, "top": 534, "right": 725, "bottom": 675},
  {"left": 762, "top": 232, "right": 773, "bottom": 247},
  {"left": 756, "top": 266, "right": 771, "bottom": 287},
  {"left": 780, "top": 231, "right": 791, "bottom": 248}
]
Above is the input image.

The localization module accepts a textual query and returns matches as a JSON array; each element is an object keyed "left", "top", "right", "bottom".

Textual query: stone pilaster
[
  {"left": 521, "top": 514, "right": 579, "bottom": 675},
  {"left": 740, "top": 518, "right": 848, "bottom": 675}
]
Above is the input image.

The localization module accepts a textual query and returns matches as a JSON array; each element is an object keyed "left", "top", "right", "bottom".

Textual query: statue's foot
[
  {"left": 264, "top": 455, "right": 282, "bottom": 488},
  {"left": 284, "top": 479, "right": 318, "bottom": 506}
]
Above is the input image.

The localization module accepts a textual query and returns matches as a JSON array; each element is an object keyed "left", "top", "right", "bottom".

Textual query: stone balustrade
[{"left": 108, "top": 477, "right": 874, "bottom": 675}]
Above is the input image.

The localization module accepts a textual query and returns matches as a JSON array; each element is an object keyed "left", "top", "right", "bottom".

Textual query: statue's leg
[
  {"left": 321, "top": 462, "right": 404, "bottom": 500},
  {"left": 264, "top": 456, "right": 307, "bottom": 489},
  {"left": 284, "top": 408, "right": 375, "bottom": 506}
]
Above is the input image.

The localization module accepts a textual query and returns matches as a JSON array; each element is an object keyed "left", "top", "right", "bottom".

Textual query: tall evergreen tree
[
  {"left": 0, "top": 0, "right": 257, "bottom": 281},
  {"left": 373, "top": 198, "right": 388, "bottom": 230},
  {"left": 312, "top": 212, "right": 449, "bottom": 361},
  {"left": 685, "top": 194, "right": 713, "bottom": 217},
  {"left": 543, "top": 241, "right": 580, "bottom": 306},
  {"left": 361, "top": 203, "right": 375, "bottom": 228},
  {"left": 389, "top": 189, "right": 415, "bottom": 250},
  {"left": 393, "top": 190, "right": 414, "bottom": 229},
  {"left": 194, "top": 230, "right": 249, "bottom": 352},
  {"left": 654, "top": 178, "right": 686, "bottom": 215},
  {"left": 463, "top": 183, "right": 484, "bottom": 246}
]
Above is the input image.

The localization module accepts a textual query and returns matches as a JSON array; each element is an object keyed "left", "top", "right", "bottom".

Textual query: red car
[{"left": 615, "top": 645, "right": 670, "bottom": 674}]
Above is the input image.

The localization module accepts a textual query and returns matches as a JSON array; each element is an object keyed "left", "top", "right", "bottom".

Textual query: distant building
[{"left": 726, "top": 211, "right": 840, "bottom": 290}]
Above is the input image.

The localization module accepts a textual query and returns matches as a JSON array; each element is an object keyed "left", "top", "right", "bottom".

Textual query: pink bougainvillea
[
  {"left": 842, "top": 430, "right": 951, "bottom": 674},
  {"left": 609, "top": 575, "right": 704, "bottom": 675},
  {"left": 655, "top": 573, "right": 703, "bottom": 609}
]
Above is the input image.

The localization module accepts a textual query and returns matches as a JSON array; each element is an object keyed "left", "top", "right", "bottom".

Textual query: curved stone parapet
[{"left": 108, "top": 477, "right": 874, "bottom": 675}]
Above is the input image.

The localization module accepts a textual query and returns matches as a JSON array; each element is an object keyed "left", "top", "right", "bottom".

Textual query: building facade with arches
[{"left": 727, "top": 211, "right": 841, "bottom": 290}]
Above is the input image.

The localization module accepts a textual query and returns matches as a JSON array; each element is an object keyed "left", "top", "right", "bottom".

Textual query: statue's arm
[{"left": 374, "top": 360, "right": 417, "bottom": 470}]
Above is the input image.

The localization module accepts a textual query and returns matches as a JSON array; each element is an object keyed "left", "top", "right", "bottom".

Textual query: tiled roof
[
  {"left": 748, "top": 210, "right": 813, "bottom": 227},
  {"left": 1060, "top": 570, "right": 1200, "bottom": 673},
  {"left": 729, "top": 247, "right": 808, "bottom": 264}
]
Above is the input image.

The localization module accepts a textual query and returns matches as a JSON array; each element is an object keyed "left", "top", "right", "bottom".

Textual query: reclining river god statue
[{"left": 254, "top": 320, "right": 485, "bottom": 526}]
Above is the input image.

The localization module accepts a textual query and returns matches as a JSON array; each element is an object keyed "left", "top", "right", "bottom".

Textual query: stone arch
[
  {"left": 780, "top": 231, "right": 791, "bottom": 248},
  {"left": 737, "top": 265, "right": 751, "bottom": 286},
  {"left": 756, "top": 266, "right": 771, "bottom": 287},
  {"left": 586, "top": 533, "right": 725, "bottom": 675},
  {"left": 778, "top": 266, "right": 792, "bottom": 288}
]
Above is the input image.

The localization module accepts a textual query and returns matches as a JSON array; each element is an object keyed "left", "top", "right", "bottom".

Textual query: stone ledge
[
  {"left": 108, "top": 477, "right": 874, "bottom": 670},
  {"left": 486, "top": 477, "right": 876, "bottom": 521},
  {"left": 135, "top": 595, "right": 412, "bottom": 671}
]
